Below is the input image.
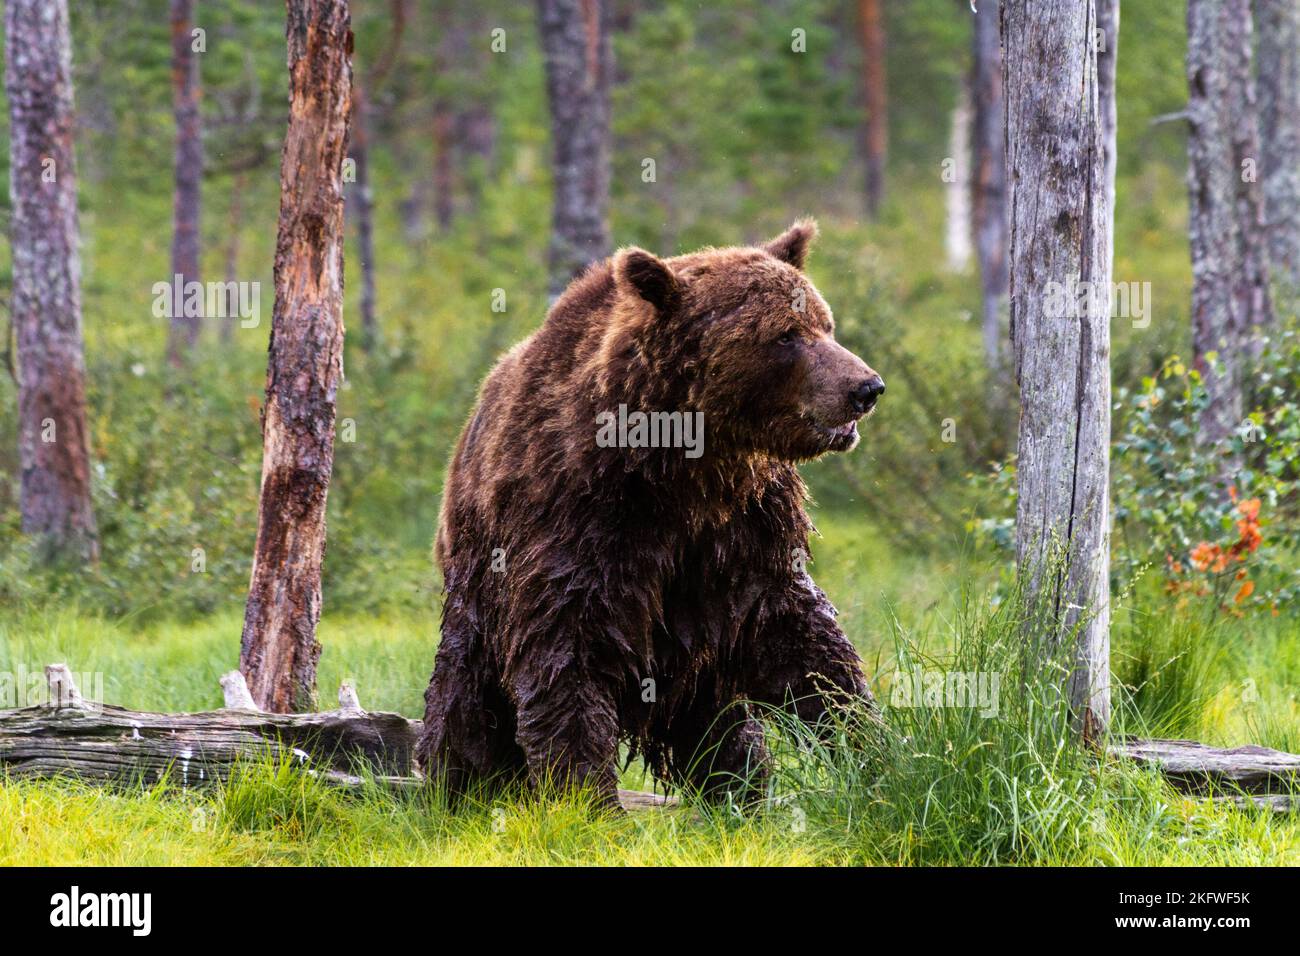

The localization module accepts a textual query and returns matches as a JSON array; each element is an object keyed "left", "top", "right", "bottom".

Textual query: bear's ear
[
  {"left": 613, "top": 247, "right": 680, "bottom": 313},
  {"left": 763, "top": 218, "right": 819, "bottom": 270}
]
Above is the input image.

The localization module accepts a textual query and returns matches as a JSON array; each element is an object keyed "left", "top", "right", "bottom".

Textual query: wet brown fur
[{"left": 417, "top": 221, "right": 882, "bottom": 806}]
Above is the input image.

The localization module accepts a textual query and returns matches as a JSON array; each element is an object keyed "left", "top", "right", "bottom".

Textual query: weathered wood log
[
  {"left": 0, "top": 668, "right": 675, "bottom": 811},
  {"left": 1111, "top": 738, "right": 1300, "bottom": 799},
  {"left": 6, "top": 669, "right": 1291, "bottom": 813}
]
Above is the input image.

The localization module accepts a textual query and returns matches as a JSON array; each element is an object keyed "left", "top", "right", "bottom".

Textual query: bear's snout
[{"left": 849, "top": 374, "right": 886, "bottom": 414}]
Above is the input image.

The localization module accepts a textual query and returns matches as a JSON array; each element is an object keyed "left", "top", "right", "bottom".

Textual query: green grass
[{"left": 2, "top": 518, "right": 1298, "bottom": 867}]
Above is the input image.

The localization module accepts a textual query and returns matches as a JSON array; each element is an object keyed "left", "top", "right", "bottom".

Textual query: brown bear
[{"left": 417, "top": 220, "right": 884, "bottom": 807}]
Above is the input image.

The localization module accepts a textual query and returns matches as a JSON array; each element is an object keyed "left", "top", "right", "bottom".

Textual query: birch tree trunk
[
  {"left": 944, "top": 81, "right": 973, "bottom": 273},
  {"left": 537, "top": 0, "right": 612, "bottom": 298},
  {"left": 1004, "top": 0, "right": 1112, "bottom": 741},
  {"left": 857, "top": 0, "right": 887, "bottom": 219},
  {"left": 1256, "top": 0, "right": 1300, "bottom": 295},
  {"left": 5, "top": 0, "right": 99, "bottom": 565},
  {"left": 972, "top": 0, "right": 1008, "bottom": 377},
  {"left": 167, "top": 0, "right": 203, "bottom": 367},
  {"left": 240, "top": 0, "right": 352, "bottom": 714},
  {"left": 1187, "top": 0, "right": 1274, "bottom": 450}
]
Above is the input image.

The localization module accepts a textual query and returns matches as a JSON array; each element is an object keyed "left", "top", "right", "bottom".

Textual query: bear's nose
[{"left": 849, "top": 375, "right": 885, "bottom": 413}]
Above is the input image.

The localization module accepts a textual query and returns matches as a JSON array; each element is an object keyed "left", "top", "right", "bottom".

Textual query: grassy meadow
[{"left": 2, "top": 0, "right": 1298, "bottom": 867}]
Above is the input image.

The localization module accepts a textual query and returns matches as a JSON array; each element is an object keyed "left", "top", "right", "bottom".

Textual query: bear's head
[{"left": 603, "top": 219, "right": 884, "bottom": 462}]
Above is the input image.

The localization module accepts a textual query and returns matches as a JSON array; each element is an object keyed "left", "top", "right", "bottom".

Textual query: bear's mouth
[{"left": 820, "top": 418, "right": 860, "bottom": 452}]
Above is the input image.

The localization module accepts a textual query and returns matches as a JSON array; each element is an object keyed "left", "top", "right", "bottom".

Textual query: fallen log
[
  {"left": 1109, "top": 737, "right": 1300, "bottom": 799},
  {"left": 3, "top": 666, "right": 1293, "bottom": 813},
  {"left": 0, "top": 665, "right": 675, "bottom": 812}
]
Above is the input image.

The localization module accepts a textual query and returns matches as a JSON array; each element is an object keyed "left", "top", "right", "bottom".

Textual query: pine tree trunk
[
  {"left": 167, "top": 0, "right": 203, "bottom": 366},
  {"left": 351, "top": 84, "right": 378, "bottom": 350},
  {"left": 1187, "top": 0, "right": 1274, "bottom": 450},
  {"left": 5, "top": 0, "right": 99, "bottom": 565},
  {"left": 944, "top": 81, "right": 973, "bottom": 273},
  {"left": 240, "top": 0, "right": 352, "bottom": 714},
  {"left": 1256, "top": 0, "right": 1300, "bottom": 294},
  {"left": 432, "top": 99, "right": 455, "bottom": 231},
  {"left": 857, "top": 0, "right": 887, "bottom": 219},
  {"left": 972, "top": 0, "right": 1008, "bottom": 376},
  {"left": 220, "top": 169, "right": 246, "bottom": 344},
  {"left": 1004, "top": 0, "right": 1112, "bottom": 741},
  {"left": 537, "top": 0, "right": 612, "bottom": 298}
]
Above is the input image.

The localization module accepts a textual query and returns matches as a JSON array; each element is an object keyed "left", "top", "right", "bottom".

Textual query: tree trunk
[
  {"left": 5, "top": 0, "right": 99, "bottom": 565},
  {"left": 349, "top": 0, "right": 403, "bottom": 352},
  {"left": 944, "top": 81, "right": 972, "bottom": 273},
  {"left": 351, "top": 84, "right": 378, "bottom": 350},
  {"left": 432, "top": 98, "right": 455, "bottom": 231},
  {"left": 167, "top": 0, "right": 203, "bottom": 367},
  {"left": 220, "top": 169, "right": 246, "bottom": 344},
  {"left": 857, "top": 0, "right": 887, "bottom": 219},
  {"left": 1187, "top": 0, "right": 1274, "bottom": 450},
  {"left": 537, "top": 0, "right": 613, "bottom": 298},
  {"left": 1097, "top": 0, "right": 1119, "bottom": 279},
  {"left": 239, "top": 0, "right": 352, "bottom": 714},
  {"left": 972, "top": 0, "right": 1007, "bottom": 376},
  {"left": 1004, "top": 0, "right": 1112, "bottom": 741},
  {"left": 1256, "top": 0, "right": 1300, "bottom": 295}
]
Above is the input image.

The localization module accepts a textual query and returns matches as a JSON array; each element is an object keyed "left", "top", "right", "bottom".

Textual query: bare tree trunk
[
  {"left": 5, "top": 0, "right": 99, "bottom": 566},
  {"left": 459, "top": 102, "right": 497, "bottom": 220},
  {"left": 167, "top": 0, "right": 203, "bottom": 367},
  {"left": 1004, "top": 0, "right": 1112, "bottom": 741},
  {"left": 1188, "top": 0, "right": 1274, "bottom": 450},
  {"left": 351, "top": 85, "right": 378, "bottom": 350},
  {"left": 944, "top": 81, "right": 972, "bottom": 272},
  {"left": 537, "top": 0, "right": 613, "bottom": 298},
  {"left": 972, "top": 0, "right": 1008, "bottom": 377},
  {"left": 1256, "top": 0, "right": 1300, "bottom": 295},
  {"left": 1097, "top": 0, "right": 1119, "bottom": 279},
  {"left": 432, "top": 98, "right": 455, "bottom": 231},
  {"left": 220, "top": 169, "right": 246, "bottom": 344},
  {"left": 857, "top": 0, "right": 887, "bottom": 219},
  {"left": 348, "top": 0, "right": 404, "bottom": 352},
  {"left": 240, "top": 0, "right": 352, "bottom": 714}
]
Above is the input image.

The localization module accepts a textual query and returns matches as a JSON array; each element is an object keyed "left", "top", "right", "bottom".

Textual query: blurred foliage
[
  {"left": 0, "top": 0, "right": 1275, "bottom": 625},
  {"left": 972, "top": 322, "right": 1300, "bottom": 621}
]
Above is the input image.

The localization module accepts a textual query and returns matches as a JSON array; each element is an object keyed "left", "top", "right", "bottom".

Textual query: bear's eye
[{"left": 776, "top": 331, "right": 799, "bottom": 346}]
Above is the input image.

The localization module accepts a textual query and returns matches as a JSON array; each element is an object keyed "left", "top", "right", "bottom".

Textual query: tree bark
[
  {"left": 351, "top": 84, "right": 378, "bottom": 350},
  {"left": 1187, "top": 0, "right": 1274, "bottom": 450},
  {"left": 349, "top": 0, "right": 404, "bottom": 352},
  {"left": 1004, "top": 0, "right": 1112, "bottom": 741},
  {"left": 240, "top": 0, "right": 352, "bottom": 714},
  {"left": 972, "top": 0, "right": 1008, "bottom": 376},
  {"left": 220, "top": 169, "right": 246, "bottom": 344},
  {"left": 432, "top": 97, "right": 455, "bottom": 231},
  {"left": 167, "top": 0, "right": 203, "bottom": 367},
  {"left": 5, "top": 0, "right": 99, "bottom": 565},
  {"left": 1256, "top": 0, "right": 1300, "bottom": 294},
  {"left": 537, "top": 0, "right": 613, "bottom": 298},
  {"left": 1097, "top": 0, "right": 1119, "bottom": 279},
  {"left": 857, "top": 0, "right": 887, "bottom": 219},
  {"left": 944, "top": 81, "right": 973, "bottom": 272}
]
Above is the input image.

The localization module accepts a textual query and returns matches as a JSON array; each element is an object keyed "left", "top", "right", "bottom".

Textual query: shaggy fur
[{"left": 417, "top": 221, "right": 885, "bottom": 806}]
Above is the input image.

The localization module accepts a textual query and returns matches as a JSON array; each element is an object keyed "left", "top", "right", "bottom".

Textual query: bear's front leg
[
  {"left": 508, "top": 645, "right": 622, "bottom": 809},
  {"left": 748, "top": 571, "right": 875, "bottom": 726}
]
